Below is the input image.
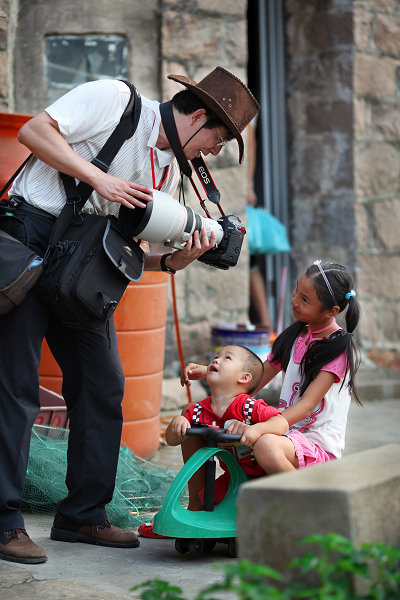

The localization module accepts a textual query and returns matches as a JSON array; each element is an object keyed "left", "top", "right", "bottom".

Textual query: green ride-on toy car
[{"left": 153, "top": 425, "right": 248, "bottom": 557}]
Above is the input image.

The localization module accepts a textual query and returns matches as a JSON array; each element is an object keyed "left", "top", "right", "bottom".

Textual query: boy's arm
[
  {"left": 282, "top": 370, "right": 336, "bottom": 427},
  {"left": 165, "top": 415, "right": 191, "bottom": 446},
  {"left": 180, "top": 363, "right": 207, "bottom": 387}
]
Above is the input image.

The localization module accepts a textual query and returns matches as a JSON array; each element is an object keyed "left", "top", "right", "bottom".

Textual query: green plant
[{"left": 130, "top": 534, "right": 400, "bottom": 600}]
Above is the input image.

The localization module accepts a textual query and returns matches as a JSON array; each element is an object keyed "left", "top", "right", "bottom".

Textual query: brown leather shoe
[
  {"left": 51, "top": 512, "right": 139, "bottom": 548},
  {"left": 0, "top": 528, "right": 47, "bottom": 563}
]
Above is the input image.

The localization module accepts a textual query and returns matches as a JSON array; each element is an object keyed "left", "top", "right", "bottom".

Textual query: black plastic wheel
[
  {"left": 175, "top": 538, "right": 189, "bottom": 554},
  {"left": 203, "top": 539, "right": 216, "bottom": 553},
  {"left": 188, "top": 538, "right": 205, "bottom": 556},
  {"left": 228, "top": 537, "right": 237, "bottom": 558}
]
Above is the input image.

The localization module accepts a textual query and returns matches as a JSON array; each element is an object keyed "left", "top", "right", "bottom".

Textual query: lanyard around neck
[{"left": 150, "top": 147, "right": 169, "bottom": 190}]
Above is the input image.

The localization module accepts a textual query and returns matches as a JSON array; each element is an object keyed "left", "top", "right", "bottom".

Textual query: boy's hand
[
  {"left": 170, "top": 415, "right": 191, "bottom": 436},
  {"left": 180, "top": 363, "right": 207, "bottom": 387}
]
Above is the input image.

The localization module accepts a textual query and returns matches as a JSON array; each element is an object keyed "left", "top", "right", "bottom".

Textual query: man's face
[{"left": 182, "top": 122, "right": 233, "bottom": 161}]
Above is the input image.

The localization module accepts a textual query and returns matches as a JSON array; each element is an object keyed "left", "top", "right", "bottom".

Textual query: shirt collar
[{"left": 147, "top": 101, "right": 176, "bottom": 168}]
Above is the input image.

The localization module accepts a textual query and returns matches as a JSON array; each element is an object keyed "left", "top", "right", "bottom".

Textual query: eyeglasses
[
  {"left": 216, "top": 127, "right": 228, "bottom": 147},
  {"left": 313, "top": 260, "right": 338, "bottom": 306}
]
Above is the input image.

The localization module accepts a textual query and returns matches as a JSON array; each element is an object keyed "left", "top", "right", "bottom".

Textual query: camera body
[{"left": 197, "top": 215, "right": 244, "bottom": 270}]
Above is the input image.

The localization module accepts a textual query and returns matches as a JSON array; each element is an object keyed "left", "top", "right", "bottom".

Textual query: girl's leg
[{"left": 253, "top": 433, "right": 299, "bottom": 474}]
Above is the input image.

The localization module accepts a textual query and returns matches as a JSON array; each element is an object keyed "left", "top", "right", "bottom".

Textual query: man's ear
[{"left": 189, "top": 108, "right": 207, "bottom": 125}]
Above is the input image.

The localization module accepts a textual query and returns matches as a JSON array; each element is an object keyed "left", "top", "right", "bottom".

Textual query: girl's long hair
[{"left": 271, "top": 263, "right": 362, "bottom": 405}]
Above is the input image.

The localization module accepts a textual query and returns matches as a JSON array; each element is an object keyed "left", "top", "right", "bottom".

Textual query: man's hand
[
  {"left": 168, "top": 228, "right": 217, "bottom": 271},
  {"left": 180, "top": 363, "right": 207, "bottom": 387},
  {"left": 92, "top": 173, "right": 153, "bottom": 208}
]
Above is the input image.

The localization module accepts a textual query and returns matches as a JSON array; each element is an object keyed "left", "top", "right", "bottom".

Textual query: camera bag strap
[{"left": 46, "top": 81, "right": 142, "bottom": 254}]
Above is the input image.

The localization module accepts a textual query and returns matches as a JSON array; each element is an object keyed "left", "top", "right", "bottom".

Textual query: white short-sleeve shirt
[{"left": 10, "top": 79, "right": 180, "bottom": 217}]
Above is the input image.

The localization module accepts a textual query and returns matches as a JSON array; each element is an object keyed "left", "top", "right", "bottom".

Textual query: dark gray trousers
[{"left": 0, "top": 208, "right": 125, "bottom": 529}]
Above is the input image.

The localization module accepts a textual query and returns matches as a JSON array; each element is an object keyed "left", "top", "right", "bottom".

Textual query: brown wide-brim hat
[{"left": 168, "top": 66, "right": 260, "bottom": 164}]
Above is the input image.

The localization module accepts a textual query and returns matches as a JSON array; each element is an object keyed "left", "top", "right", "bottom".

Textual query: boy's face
[{"left": 207, "top": 346, "right": 250, "bottom": 389}]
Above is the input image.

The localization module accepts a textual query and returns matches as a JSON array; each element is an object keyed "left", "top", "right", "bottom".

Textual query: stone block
[
  {"left": 0, "top": 50, "right": 7, "bottom": 97},
  {"left": 355, "top": 142, "right": 400, "bottom": 197},
  {"left": 371, "top": 103, "right": 400, "bottom": 141},
  {"left": 382, "top": 300, "right": 400, "bottom": 343},
  {"left": 196, "top": 0, "right": 245, "bottom": 14},
  {"left": 374, "top": 198, "right": 400, "bottom": 252},
  {"left": 225, "top": 18, "right": 247, "bottom": 66},
  {"left": 354, "top": 202, "right": 370, "bottom": 251},
  {"left": 357, "top": 254, "right": 400, "bottom": 297},
  {"left": 304, "top": 11, "right": 353, "bottom": 52},
  {"left": 354, "top": 7, "right": 373, "bottom": 49},
  {"left": 237, "top": 444, "right": 400, "bottom": 575},
  {"left": 305, "top": 100, "right": 352, "bottom": 134},
  {"left": 375, "top": 13, "right": 400, "bottom": 56},
  {"left": 354, "top": 54, "right": 400, "bottom": 98},
  {"left": 359, "top": 298, "right": 381, "bottom": 346},
  {"left": 161, "top": 10, "right": 220, "bottom": 63}
]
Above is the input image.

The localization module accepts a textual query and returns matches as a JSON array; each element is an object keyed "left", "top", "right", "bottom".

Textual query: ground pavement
[{"left": 1, "top": 366, "right": 400, "bottom": 599}]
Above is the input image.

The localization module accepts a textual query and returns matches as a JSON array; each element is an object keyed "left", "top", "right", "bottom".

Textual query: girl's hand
[
  {"left": 225, "top": 420, "right": 248, "bottom": 435},
  {"left": 180, "top": 363, "right": 207, "bottom": 387},
  {"left": 240, "top": 424, "right": 264, "bottom": 447}
]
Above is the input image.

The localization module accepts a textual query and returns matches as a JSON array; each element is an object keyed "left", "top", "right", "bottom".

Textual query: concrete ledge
[{"left": 237, "top": 443, "right": 400, "bottom": 571}]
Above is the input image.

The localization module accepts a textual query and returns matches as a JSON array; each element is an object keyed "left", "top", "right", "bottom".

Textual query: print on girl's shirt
[
  {"left": 279, "top": 380, "right": 326, "bottom": 432},
  {"left": 279, "top": 381, "right": 300, "bottom": 410}
]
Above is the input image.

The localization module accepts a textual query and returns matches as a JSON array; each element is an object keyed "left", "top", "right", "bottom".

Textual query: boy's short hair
[{"left": 236, "top": 345, "right": 264, "bottom": 395}]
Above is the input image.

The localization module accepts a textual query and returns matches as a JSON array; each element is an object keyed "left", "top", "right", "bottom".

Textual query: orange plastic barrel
[
  {"left": 39, "top": 272, "right": 169, "bottom": 459},
  {"left": 0, "top": 113, "right": 32, "bottom": 190}
]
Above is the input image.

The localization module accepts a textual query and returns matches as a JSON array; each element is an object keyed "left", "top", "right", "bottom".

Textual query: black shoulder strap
[
  {"left": 47, "top": 82, "right": 142, "bottom": 251},
  {"left": 0, "top": 154, "right": 32, "bottom": 199}
]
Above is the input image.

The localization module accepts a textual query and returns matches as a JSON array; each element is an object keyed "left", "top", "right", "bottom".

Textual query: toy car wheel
[
  {"left": 175, "top": 538, "right": 189, "bottom": 554},
  {"left": 188, "top": 538, "right": 204, "bottom": 556},
  {"left": 228, "top": 537, "right": 237, "bottom": 558},
  {"left": 203, "top": 539, "right": 216, "bottom": 553}
]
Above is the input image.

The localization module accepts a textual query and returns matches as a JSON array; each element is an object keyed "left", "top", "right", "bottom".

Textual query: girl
[{"left": 181, "top": 260, "right": 362, "bottom": 474}]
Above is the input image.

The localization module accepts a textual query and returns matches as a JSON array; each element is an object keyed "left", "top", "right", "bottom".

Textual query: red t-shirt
[{"left": 184, "top": 394, "right": 281, "bottom": 503}]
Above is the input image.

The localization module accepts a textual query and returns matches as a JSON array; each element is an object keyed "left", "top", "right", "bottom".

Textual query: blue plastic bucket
[{"left": 211, "top": 324, "right": 271, "bottom": 363}]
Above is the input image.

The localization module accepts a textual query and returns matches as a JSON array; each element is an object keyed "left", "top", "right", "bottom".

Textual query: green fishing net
[{"left": 22, "top": 425, "right": 186, "bottom": 529}]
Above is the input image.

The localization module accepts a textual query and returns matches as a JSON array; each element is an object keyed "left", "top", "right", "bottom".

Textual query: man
[{"left": 0, "top": 66, "right": 260, "bottom": 563}]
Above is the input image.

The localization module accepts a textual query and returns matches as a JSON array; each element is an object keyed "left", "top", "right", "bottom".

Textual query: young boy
[{"left": 138, "top": 345, "right": 288, "bottom": 538}]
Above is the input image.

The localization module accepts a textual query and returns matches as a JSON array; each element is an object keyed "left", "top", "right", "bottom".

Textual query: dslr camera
[{"left": 119, "top": 190, "right": 245, "bottom": 270}]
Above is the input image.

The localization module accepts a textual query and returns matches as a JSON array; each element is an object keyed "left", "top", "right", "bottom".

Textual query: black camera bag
[
  {"left": 35, "top": 214, "right": 144, "bottom": 329},
  {"left": 35, "top": 81, "right": 144, "bottom": 329}
]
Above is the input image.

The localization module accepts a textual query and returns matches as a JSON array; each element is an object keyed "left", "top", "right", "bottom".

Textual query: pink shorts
[{"left": 284, "top": 430, "right": 336, "bottom": 469}]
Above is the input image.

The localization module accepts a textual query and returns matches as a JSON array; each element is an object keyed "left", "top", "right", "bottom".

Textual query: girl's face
[{"left": 291, "top": 274, "right": 333, "bottom": 325}]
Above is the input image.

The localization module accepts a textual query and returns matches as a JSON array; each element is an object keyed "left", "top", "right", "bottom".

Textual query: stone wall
[
  {"left": 354, "top": 0, "right": 400, "bottom": 353},
  {"left": 284, "top": 0, "right": 356, "bottom": 281},
  {"left": 159, "top": 0, "right": 250, "bottom": 374}
]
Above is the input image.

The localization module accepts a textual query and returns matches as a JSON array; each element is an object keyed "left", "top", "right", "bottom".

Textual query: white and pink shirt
[{"left": 268, "top": 326, "right": 351, "bottom": 458}]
